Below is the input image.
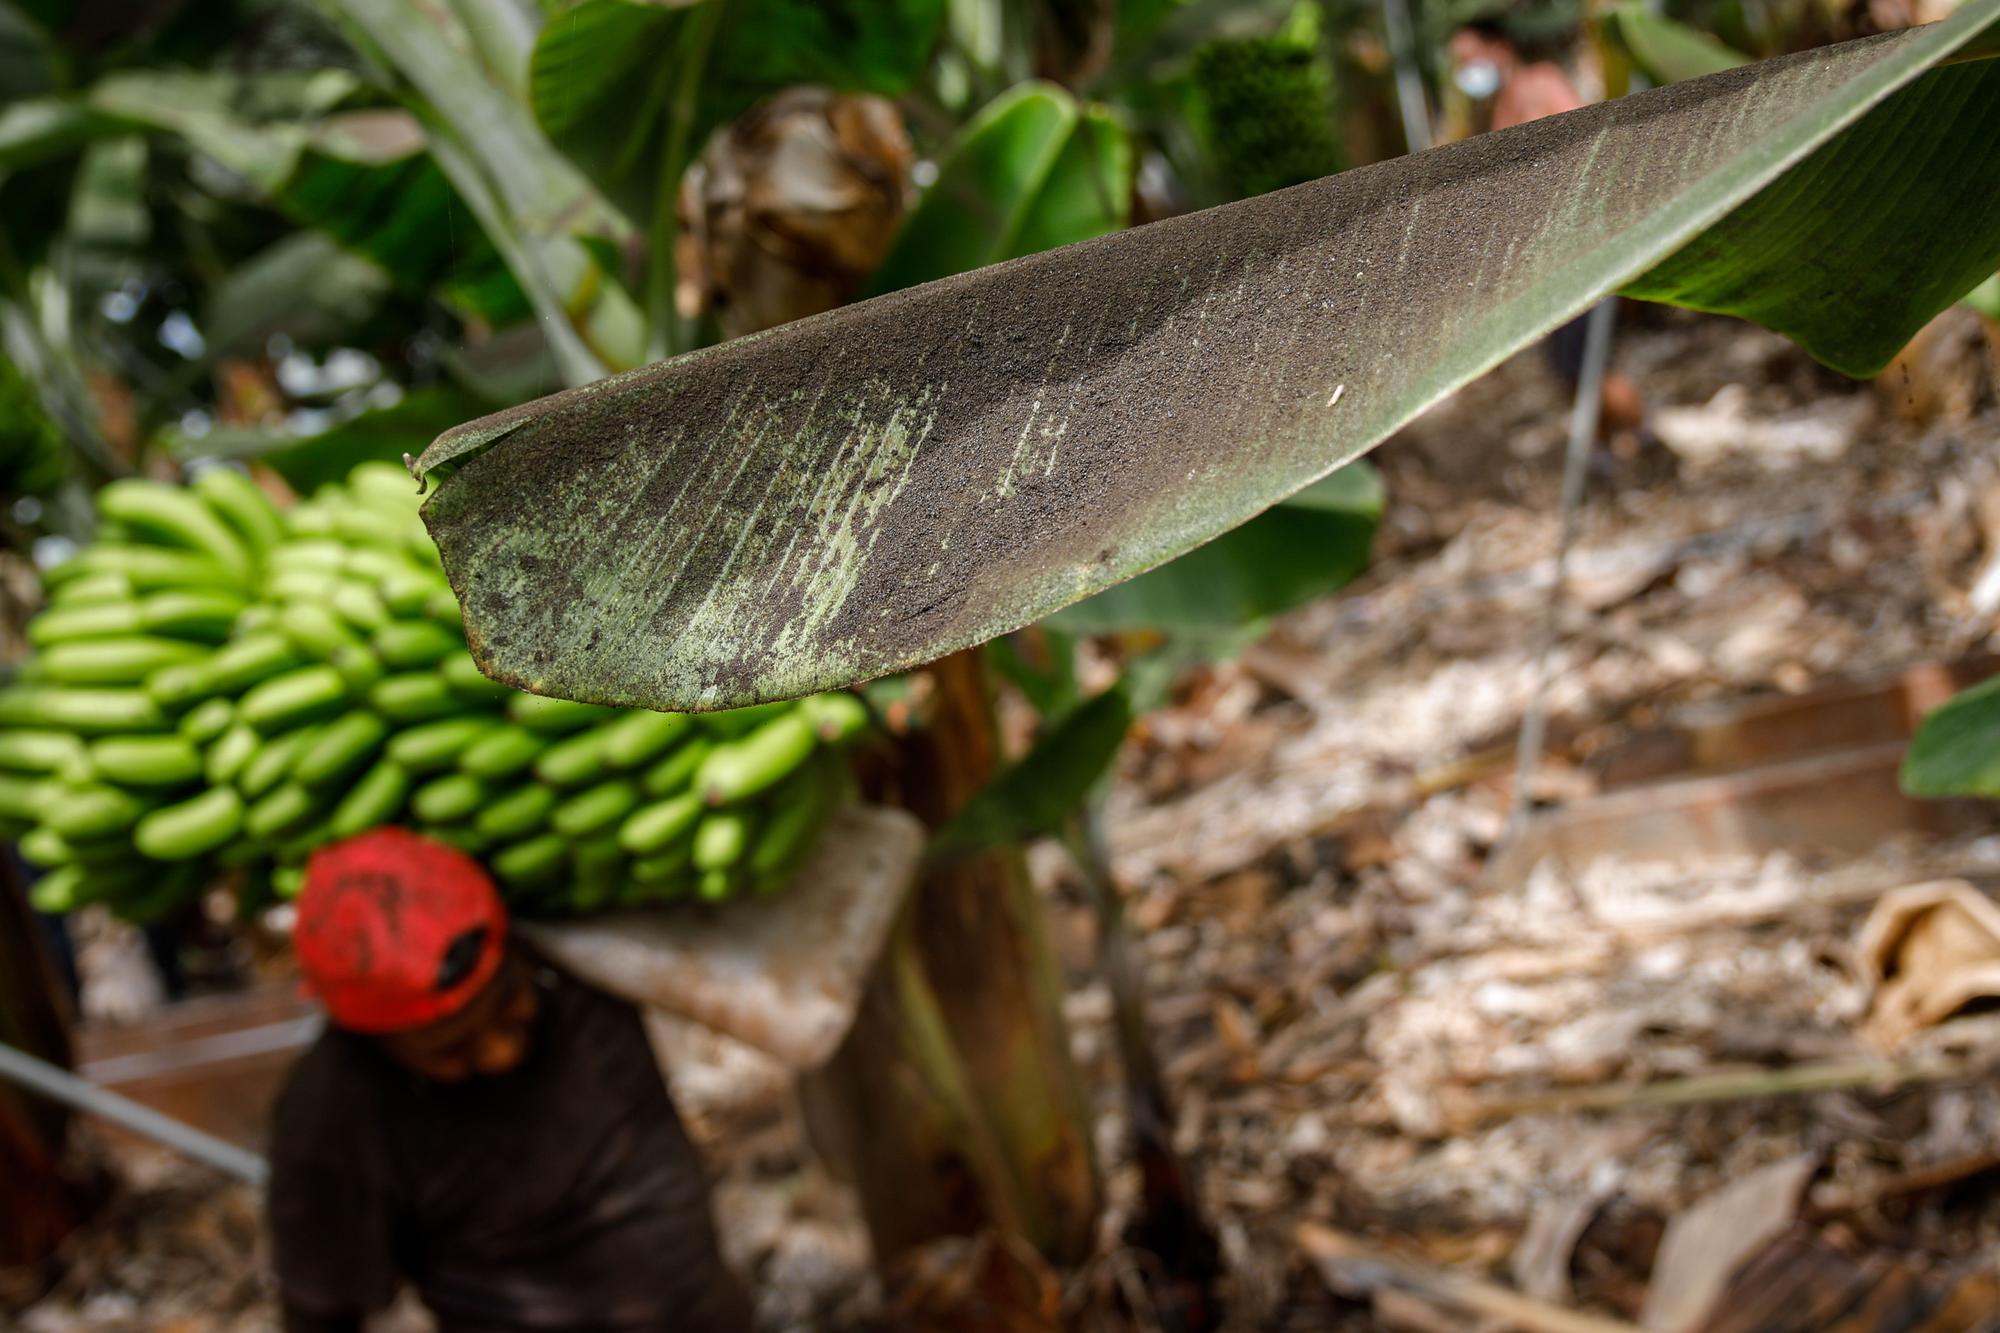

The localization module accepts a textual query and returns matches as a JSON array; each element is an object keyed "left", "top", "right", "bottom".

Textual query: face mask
[{"left": 1455, "top": 60, "right": 1502, "bottom": 99}]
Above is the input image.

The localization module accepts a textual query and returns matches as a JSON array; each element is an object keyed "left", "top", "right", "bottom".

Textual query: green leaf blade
[
  {"left": 1625, "top": 57, "right": 2000, "bottom": 377},
  {"left": 929, "top": 685, "right": 1133, "bottom": 858},
  {"left": 1904, "top": 675, "right": 2000, "bottom": 798},
  {"left": 1614, "top": 4, "right": 1750, "bottom": 84}
]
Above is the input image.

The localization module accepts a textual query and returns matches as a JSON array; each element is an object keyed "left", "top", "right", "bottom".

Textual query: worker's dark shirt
[{"left": 267, "top": 956, "right": 750, "bottom": 1332}]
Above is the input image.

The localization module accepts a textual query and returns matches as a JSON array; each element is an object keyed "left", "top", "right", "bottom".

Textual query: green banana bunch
[{"left": 0, "top": 460, "right": 872, "bottom": 922}]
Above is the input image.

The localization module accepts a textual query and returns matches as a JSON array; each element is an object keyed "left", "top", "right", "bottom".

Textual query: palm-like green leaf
[
  {"left": 320, "top": 0, "right": 643, "bottom": 380},
  {"left": 1613, "top": 3, "right": 1749, "bottom": 84},
  {"left": 929, "top": 684, "right": 1133, "bottom": 857},
  {"left": 82, "top": 73, "right": 524, "bottom": 321},
  {"left": 1904, "top": 675, "right": 2000, "bottom": 797},
  {"left": 417, "top": 8, "right": 2000, "bottom": 710},
  {"left": 869, "top": 82, "right": 1131, "bottom": 296}
]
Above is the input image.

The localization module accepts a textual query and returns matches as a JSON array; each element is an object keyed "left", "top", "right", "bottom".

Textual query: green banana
[
  {"left": 328, "top": 759, "right": 412, "bottom": 839},
  {"left": 52, "top": 573, "right": 134, "bottom": 606},
  {"left": 190, "top": 631, "right": 305, "bottom": 698},
  {"left": 294, "top": 711, "right": 390, "bottom": 787},
  {"left": 534, "top": 726, "right": 613, "bottom": 789},
  {"left": 135, "top": 786, "right": 245, "bottom": 860},
  {"left": 641, "top": 737, "right": 713, "bottom": 798},
  {"left": 458, "top": 724, "right": 547, "bottom": 780},
  {"left": 369, "top": 672, "right": 461, "bottom": 723},
  {"left": 508, "top": 693, "right": 615, "bottom": 735},
  {"left": 88, "top": 734, "right": 203, "bottom": 787},
  {"left": 601, "top": 709, "right": 694, "bottom": 770},
  {"left": 619, "top": 791, "right": 703, "bottom": 857},
  {"left": 28, "top": 601, "right": 144, "bottom": 646},
  {"left": 41, "top": 636, "right": 205, "bottom": 685},
  {"left": 204, "top": 722, "right": 259, "bottom": 785},
  {"left": 192, "top": 467, "right": 287, "bottom": 555},
  {"left": 238, "top": 725, "right": 318, "bottom": 799},
  {"left": 329, "top": 582, "right": 390, "bottom": 632},
  {"left": 692, "top": 808, "right": 758, "bottom": 871},
  {"left": 411, "top": 772, "right": 485, "bottom": 824},
  {"left": 440, "top": 652, "right": 513, "bottom": 704},
  {"left": 46, "top": 783, "right": 145, "bottom": 841},
  {"left": 96, "top": 479, "right": 252, "bottom": 570},
  {"left": 387, "top": 715, "right": 499, "bottom": 773},
  {"left": 695, "top": 711, "right": 816, "bottom": 805},
  {"left": 245, "top": 781, "right": 321, "bottom": 840},
  {"left": 700, "top": 701, "right": 791, "bottom": 737},
  {"left": 177, "top": 697, "right": 235, "bottom": 745},
  {"left": 0, "top": 729, "right": 87, "bottom": 773},
  {"left": 800, "top": 691, "right": 871, "bottom": 743},
  {"left": 372, "top": 621, "right": 460, "bottom": 669},
  {"left": 45, "top": 544, "right": 242, "bottom": 594},
  {"left": 491, "top": 832, "right": 568, "bottom": 888},
  {"left": 0, "top": 686, "right": 166, "bottom": 734},
  {"left": 139, "top": 590, "right": 248, "bottom": 642},
  {"left": 551, "top": 778, "right": 639, "bottom": 840},
  {"left": 474, "top": 782, "right": 557, "bottom": 841},
  {"left": 238, "top": 666, "right": 350, "bottom": 734}
]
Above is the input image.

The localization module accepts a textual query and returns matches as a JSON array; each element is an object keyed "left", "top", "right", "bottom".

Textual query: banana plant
[{"left": 413, "top": 3, "right": 2000, "bottom": 712}]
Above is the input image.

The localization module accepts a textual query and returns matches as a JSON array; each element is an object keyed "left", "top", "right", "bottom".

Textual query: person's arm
[
  {"left": 267, "top": 1045, "right": 404, "bottom": 1331},
  {"left": 283, "top": 1302, "right": 363, "bottom": 1333}
]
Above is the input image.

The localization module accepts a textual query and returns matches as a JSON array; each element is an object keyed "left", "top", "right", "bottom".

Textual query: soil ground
[{"left": 16, "top": 305, "right": 2000, "bottom": 1331}]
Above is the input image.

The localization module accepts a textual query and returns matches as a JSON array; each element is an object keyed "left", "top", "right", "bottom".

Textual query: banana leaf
[{"left": 416, "top": 7, "right": 2000, "bottom": 710}]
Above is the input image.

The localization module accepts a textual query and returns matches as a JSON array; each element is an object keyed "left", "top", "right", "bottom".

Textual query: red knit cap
[{"left": 295, "top": 827, "right": 508, "bottom": 1034}]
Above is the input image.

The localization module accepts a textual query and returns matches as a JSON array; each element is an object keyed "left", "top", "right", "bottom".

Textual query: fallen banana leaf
[{"left": 416, "top": 8, "right": 2000, "bottom": 710}]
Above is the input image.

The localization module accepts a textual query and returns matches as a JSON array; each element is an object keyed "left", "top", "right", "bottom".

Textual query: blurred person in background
[{"left": 268, "top": 827, "right": 749, "bottom": 1333}]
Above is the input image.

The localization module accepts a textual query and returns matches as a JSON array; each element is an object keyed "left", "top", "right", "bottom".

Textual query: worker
[{"left": 267, "top": 827, "right": 751, "bottom": 1333}]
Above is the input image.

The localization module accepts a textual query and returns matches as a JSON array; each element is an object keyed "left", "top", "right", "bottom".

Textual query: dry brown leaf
[
  {"left": 1858, "top": 879, "right": 2000, "bottom": 1046},
  {"left": 676, "top": 87, "right": 911, "bottom": 338},
  {"left": 1639, "top": 1153, "right": 1818, "bottom": 1333},
  {"left": 1514, "top": 1193, "right": 1607, "bottom": 1305}
]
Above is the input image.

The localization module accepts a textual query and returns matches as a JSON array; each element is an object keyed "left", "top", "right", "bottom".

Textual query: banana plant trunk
[
  {"left": 0, "top": 859, "right": 78, "bottom": 1272},
  {"left": 802, "top": 648, "right": 1099, "bottom": 1265}
]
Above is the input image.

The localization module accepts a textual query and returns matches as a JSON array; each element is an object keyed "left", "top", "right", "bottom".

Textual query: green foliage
[
  {"left": 183, "top": 389, "right": 493, "bottom": 495},
  {"left": 1623, "top": 55, "right": 2000, "bottom": 377},
  {"left": 930, "top": 683, "right": 1133, "bottom": 857},
  {"left": 870, "top": 82, "right": 1132, "bottom": 295},
  {"left": 1188, "top": 29, "right": 1342, "bottom": 200},
  {"left": 323, "top": 0, "right": 644, "bottom": 381},
  {"left": 1962, "top": 272, "right": 2000, "bottom": 322},
  {"left": 86, "top": 71, "right": 523, "bottom": 322},
  {"left": 0, "top": 1, "right": 62, "bottom": 103},
  {"left": 1904, "top": 675, "right": 2000, "bottom": 797},
  {"left": 1612, "top": 3, "right": 1749, "bottom": 84},
  {"left": 0, "top": 350, "right": 67, "bottom": 498},
  {"left": 1053, "top": 462, "right": 1380, "bottom": 634}
]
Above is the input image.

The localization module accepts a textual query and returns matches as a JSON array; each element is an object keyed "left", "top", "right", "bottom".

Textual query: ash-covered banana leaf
[{"left": 417, "top": 6, "right": 2000, "bottom": 711}]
